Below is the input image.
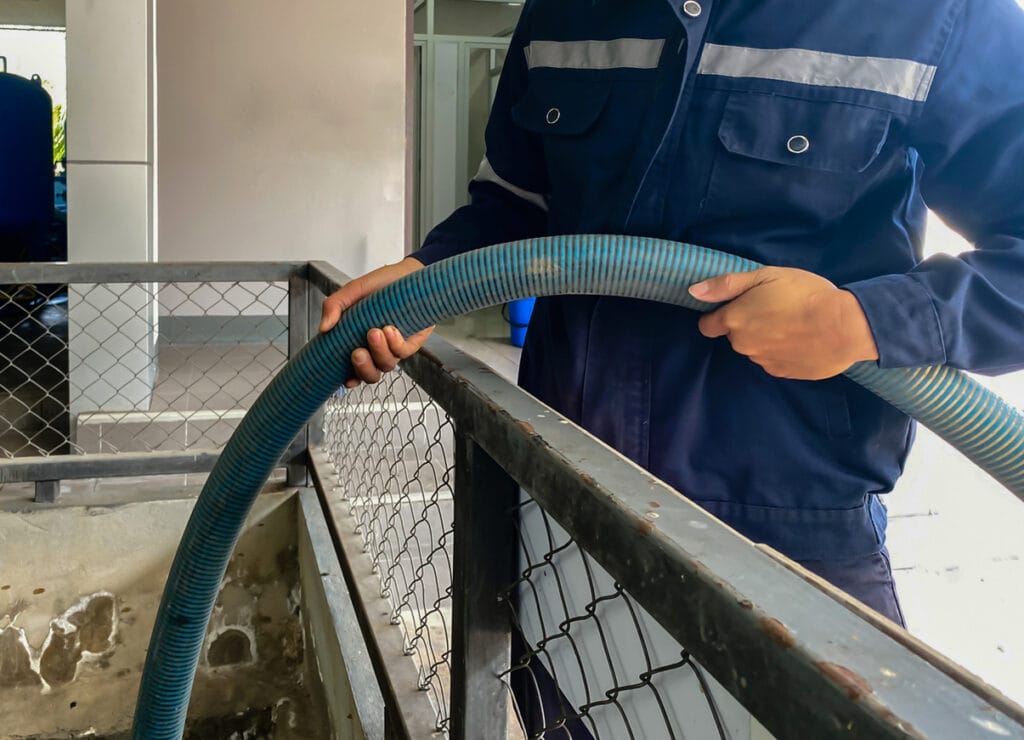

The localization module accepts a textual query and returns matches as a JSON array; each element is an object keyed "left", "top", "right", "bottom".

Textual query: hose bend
[{"left": 132, "top": 235, "right": 1024, "bottom": 738}]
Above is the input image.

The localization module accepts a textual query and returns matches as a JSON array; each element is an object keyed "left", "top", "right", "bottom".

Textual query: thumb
[
  {"left": 318, "top": 276, "right": 370, "bottom": 333},
  {"left": 689, "top": 269, "right": 770, "bottom": 304},
  {"left": 319, "top": 294, "right": 344, "bottom": 334}
]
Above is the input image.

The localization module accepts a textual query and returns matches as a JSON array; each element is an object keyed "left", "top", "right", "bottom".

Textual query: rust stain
[
  {"left": 816, "top": 662, "right": 874, "bottom": 701},
  {"left": 759, "top": 616, "right": 796, "bottom": 649},
  {"left": 32, "top": 588, "right": 45, "bottom": 595},
  {"left": 738, "top": 599, "right": 753, "bottom": 610},
  {"left": 648, "top": 501, "right": 661, "bottom": 509},
  {"left": 517, "top": 420, "right": 536, "bottom": 435},
  {"left": 637, "top": 518, "right": 654, "bottom": 535}
]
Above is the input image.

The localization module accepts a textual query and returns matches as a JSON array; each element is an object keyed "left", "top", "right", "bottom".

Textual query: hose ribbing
[{"left": 132, "top": 235, "right": 1024, "bottom": 738}]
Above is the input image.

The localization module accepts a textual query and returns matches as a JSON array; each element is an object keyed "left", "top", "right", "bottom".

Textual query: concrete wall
[
  {"left": 0, "top": 491, "right": 325, "bottom": 738},
  {"left": 155, "top": 0, "right": 409, "bottom": 278}
]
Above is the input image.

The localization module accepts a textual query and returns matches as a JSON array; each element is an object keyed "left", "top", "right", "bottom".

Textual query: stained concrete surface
[{"left": 0, "top": 484, "right": 329, "bottom": 739}]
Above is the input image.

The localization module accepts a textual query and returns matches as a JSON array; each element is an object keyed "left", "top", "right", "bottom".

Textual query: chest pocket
[
  {"left": 512, "top": 75, "right": 647, "bottom": 229},
  {"left": 700, "top": 92, "right": 894, "bottom": 231},
  {"left": 512, "top": 77, "right": 610, "bottom": 135}
]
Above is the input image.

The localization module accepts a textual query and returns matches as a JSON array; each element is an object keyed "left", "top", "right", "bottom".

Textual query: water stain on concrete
[
  {"left": 39, "top": 624, "right": 83, "bottom": 686},
  {"left": 0, "top": 627, "right": 42, "bottom": 688},
  {"left": 69, "top": 594, "right": 115, "bottom": 653},
  {"left": 1, "top": 591, "right": 118, "bottom": 690},
  {"left": 207, "top": 628, "right": 253, "bottom": 667}
]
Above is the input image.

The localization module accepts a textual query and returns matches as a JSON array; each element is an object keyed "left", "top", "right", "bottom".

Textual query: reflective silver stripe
[
  {"left": 525, "top": 38, "right": 665, "bottom": 70},
  {"left": 473, "top": 157, "right": 548, "bottom": 212},
  {"left": 697, "top": 43, "right": 937, "bottom": 102}
]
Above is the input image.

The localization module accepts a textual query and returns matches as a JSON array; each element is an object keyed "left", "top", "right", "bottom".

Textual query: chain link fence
[
  {"left": 504, "top": 497, "right": 739, "bottom": 740},
  {"left": 0, "top": 275, "right": 288, "bottom": 459},
  {"left": 323, "top": 369, "right": 456, "bottom": 732},
  {"left": 321, "top": 368, "right": 746, "bottom": 739}
]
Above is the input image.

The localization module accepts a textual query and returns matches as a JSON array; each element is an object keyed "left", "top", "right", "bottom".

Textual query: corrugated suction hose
[{"left": 132, "top": 235, "right": 1024, "bottom": 739}]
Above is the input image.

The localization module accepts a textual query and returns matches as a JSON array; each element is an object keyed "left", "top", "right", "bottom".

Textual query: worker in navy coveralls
[{"left": 321, "top": 0, "right": 1024, "bottom": 721}]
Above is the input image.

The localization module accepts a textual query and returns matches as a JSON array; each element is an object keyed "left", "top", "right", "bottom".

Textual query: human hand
[
  {"left": 319, "top": 257, "right": 434, "bottom": 388},
  {"left": 690, "top": 267, "right": 879, "bottom": 380}
]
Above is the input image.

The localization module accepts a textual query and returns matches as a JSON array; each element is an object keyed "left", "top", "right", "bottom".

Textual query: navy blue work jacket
[{"left": 414, "top": 0, "right": 1024, "bottom": 561}]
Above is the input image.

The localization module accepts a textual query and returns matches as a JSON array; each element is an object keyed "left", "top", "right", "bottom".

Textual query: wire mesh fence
[
  {"left": 323, "top": 368, "right": 456, "bottom": 732},
  {"left": 505, "top": 497, "right": 745, "bottom": 740},
  {"left": 0, "top": 277, "right": 288, "bottom": 458},
  {"left": 321, "top": 367, "right": 749, "bottom": 739}
]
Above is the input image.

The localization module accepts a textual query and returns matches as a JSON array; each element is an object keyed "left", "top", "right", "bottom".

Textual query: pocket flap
[
  {"left": 718, "top": 93, "right": 892, "bottom": 174},
  {"left": 512, "top": 78, "right": 610, "bottom": 136}
]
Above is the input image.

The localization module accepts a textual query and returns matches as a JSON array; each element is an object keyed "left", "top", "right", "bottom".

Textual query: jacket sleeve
[
  {"left": 844, "top": 0, "right": 1024, "bottom": 375},
  {"left": 412, "top": 7, "right": 549, "bottom": 267}
]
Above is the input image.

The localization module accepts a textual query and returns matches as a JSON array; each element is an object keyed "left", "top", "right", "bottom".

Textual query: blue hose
[{"left": 132, "top": 235, "right": 1024, "bottom": 738}]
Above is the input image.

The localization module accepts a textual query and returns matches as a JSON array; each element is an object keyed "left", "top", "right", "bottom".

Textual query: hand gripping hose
[{"left": 133, "top": 235, "right": 1024, "bottom": 738}]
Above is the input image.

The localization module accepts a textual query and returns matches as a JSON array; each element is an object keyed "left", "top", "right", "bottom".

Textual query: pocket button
[
  {"left": 546, "top": 107, "right": 561, "bottom": 125},
  {"left": 787, "top": 134, "right": 810, "bottom": 154}
]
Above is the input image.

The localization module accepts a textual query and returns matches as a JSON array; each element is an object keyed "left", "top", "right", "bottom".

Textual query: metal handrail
[
  {"left": 0, "top": 260, "right": 307, "bottom": 284},
  {"left": 306, "top": 260, "right": 1024, "bottom": 737}
]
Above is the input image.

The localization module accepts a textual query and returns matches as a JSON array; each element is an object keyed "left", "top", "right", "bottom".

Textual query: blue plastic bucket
[{"left": 508, "top": 297, "right": 536, "bottom": 347}]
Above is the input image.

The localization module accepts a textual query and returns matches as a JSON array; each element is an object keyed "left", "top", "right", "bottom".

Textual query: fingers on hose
[
  {"left": 383, "top": 325, "right": 434, "bottom": 359},
  {"left": 351, "top": 348, "right": 383, "bottom": 384},
  {"left": 367, "top": 328, "right": 400, "bottom": 372},
  {"left": 698, "top": 309, "right": 730, "bottom": 339}
]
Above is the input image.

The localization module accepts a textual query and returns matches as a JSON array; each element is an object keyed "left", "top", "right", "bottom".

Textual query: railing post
[
  {"left": 286, "top": 273, "right": 310, "bottom": 486},
  {"left": 305, "top": 272, "right": 325, "bottom": 449},
  {"left": 34, "top": 480, "right": 60, "bottom": 503},
  {"left": 450, "top": 430, "right": 518, "bottom": 739}
]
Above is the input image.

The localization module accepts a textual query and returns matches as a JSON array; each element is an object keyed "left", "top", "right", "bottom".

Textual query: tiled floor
[
  {"left": 75, "top": 341, "right": 286, "bottom": 454},
  {"left": 439, "top": 307, "right": 1024, "bottom": 709}
]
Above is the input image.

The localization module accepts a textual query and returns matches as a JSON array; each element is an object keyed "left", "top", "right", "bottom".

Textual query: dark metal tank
[{"left": 0, "top": 58, "right": 54, "bottom": 260}]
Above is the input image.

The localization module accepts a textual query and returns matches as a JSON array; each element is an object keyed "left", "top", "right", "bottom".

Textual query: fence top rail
[
  {"left": 0, "top": 449, "right": 223, "bottom": 484},
  {"left": 401, "top": 335, "right": 1024, "bottom": 740},
  {"left": 0, "top": 261, "right": 308, "bottom": 284},
  {"left": 306, "top": 260, "right": 351, "bottom": 297}
]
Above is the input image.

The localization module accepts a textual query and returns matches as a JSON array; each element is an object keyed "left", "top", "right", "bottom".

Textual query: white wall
[
  {"left": 156, "top": 0, "right": 408, "bottom": 278},
  {"left": 65, "top": 0, "right": 156, "bottom": 414}
]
